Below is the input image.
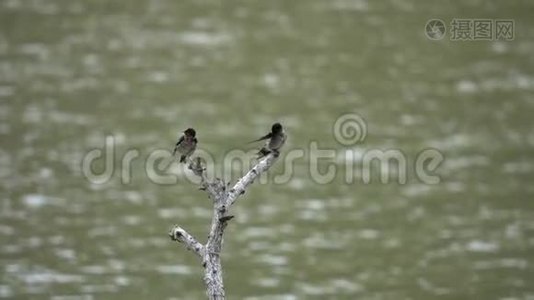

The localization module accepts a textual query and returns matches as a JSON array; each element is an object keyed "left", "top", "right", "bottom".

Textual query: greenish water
[{"left": 1, "top": 0, "right": 534, "bottom": 299}]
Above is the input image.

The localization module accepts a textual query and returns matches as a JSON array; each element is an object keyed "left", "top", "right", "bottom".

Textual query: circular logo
[
  {"left": 425, "top": 19, "right": 446, "bottom": 40},
  {"left": 333, "top": 113, "right": 367, "bottom": 146}
]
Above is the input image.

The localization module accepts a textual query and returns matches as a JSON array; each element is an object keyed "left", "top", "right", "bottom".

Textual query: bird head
[
  {"left": 184, "top": 128, "right": 196, "bottom": 137},
  {"left": 271, "top": 123, "right": 283, "bottom": 133}
]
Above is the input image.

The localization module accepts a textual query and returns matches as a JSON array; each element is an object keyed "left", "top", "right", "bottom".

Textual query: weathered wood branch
[
  {"left": 169, "top": 226, "right": 204, "bottom": 258},
  {"left": 169, "top": 153, "right": 279, "bottom": 300},
  {"left": 226, "top": 153, "right": 278, "bottom": 207}
]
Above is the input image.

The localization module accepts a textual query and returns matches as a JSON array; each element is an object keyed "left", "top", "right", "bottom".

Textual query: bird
[
  {"left": 172, "top": 128, "right": 197, "bottom": 163},
  {"left": 248, "top": 123, "right": 286, "bottom": 157}
]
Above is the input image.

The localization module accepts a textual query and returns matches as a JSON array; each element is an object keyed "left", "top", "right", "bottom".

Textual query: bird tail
[{"left": 247, "top": 133, "right": 272, "bottom": 144}]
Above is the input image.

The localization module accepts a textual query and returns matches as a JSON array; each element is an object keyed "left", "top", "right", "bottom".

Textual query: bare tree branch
[
  {"left": 226, "top": 153, "right": 279, "bottom": 207},
  {"left": 169, "top": 226, "right": 204, "bottom": 258},
  {"left": 169, "top": 152, "right": 279, "bottom": 300}
]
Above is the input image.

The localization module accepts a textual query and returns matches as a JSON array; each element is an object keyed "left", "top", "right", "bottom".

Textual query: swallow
[
  {"left": 248, "top": 123, "right": 286, "bottom": 157},
  {"left": 173, "top": 128, "right": 197, "bottom": 163}
]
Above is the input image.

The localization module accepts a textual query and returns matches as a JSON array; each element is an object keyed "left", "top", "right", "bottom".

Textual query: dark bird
[
  {"left": 249, "top": 123, "right": 286, "bottom": 157},
  {"left": 173, "top": 128, "right": 197, "bottom": 163}
]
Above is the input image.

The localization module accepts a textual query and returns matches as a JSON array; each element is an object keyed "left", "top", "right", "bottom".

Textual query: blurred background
[{"left": 1, "top": 0, "right": 534, "bottom": 299}]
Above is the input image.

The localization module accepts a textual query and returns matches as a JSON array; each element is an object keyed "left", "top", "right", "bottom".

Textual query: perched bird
[
  {"left": 249, "top": 123, "right": 286, "bottom": 157},
  {"left": 173, "top": 128, "right": 197, "bottom": 163}
]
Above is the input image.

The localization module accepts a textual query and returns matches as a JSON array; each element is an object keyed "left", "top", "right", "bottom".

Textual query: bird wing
[
  {"left": 247, "top": 132, "right": 272, "bottom": 144},
  {"left": 172, "top": 135, "right": 184, "bottom": 155}
]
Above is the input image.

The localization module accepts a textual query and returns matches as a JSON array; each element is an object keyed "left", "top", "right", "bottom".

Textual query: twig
[{"left": 169, "top": 226, "right": 204, "bottom": 258}]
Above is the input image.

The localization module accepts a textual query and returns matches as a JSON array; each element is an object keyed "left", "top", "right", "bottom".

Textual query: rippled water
[{"left": 1, "top": 0, "right": 534, "bottom": 299}]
